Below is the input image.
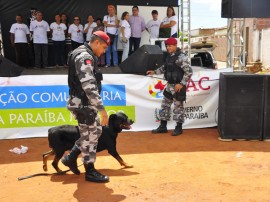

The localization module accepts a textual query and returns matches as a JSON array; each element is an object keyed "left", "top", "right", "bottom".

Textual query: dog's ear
[
  {"left": 109, "top": 114, "right": 117, "bottom": 127},
  {"left": 109, "top": 114, "right": 117, "bottom": 121}
]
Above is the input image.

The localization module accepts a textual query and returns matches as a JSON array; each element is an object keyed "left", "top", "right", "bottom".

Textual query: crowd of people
[{"left": 9, "top": 5, "right": 178, "bottom": 69}]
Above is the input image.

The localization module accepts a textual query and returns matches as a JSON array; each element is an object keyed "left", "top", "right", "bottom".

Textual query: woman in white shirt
[
  {"left": 103, "top": 5, "right": 119, "bottom": 67},
  {"left": 68, "top": 16, "right": 84, "bottom": 50},
  {"left": 84, "top": 15, "right": 97, "bottom": 42},
  {"left": 160, "top": 6, "right": 178, "bottom": 38},
  {"left": 119, "top": 12, "right": 131, "bottom": 62},
  {"left": 50, "top": 14, "right": 67, "bottom": 67}
]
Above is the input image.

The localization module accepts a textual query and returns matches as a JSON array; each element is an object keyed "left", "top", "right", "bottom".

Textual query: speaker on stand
[
  {"left": 221, "top": 0, "right": 270, "bottom": 18},
  {"left": 119, "top": 45, "right": 163, "bottom": 74},
  {"left": 263, "top": 75, "right": 270, "bottom": 140},
  {"left": 0, "top": 55, "right": 24, "bottom": 77}
]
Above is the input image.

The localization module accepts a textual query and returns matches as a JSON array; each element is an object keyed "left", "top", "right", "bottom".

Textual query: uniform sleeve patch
[{"left": 84, "top": 59, "right": 92, "bottom": 65}]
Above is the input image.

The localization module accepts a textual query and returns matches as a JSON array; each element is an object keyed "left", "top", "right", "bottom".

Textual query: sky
[{"left": 190, "top": 0, "right": 227, "bottom": 29}]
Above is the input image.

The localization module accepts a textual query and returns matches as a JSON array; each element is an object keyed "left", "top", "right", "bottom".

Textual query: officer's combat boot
[
  {"left": 84, "top": 163, "right": 109, "bottom": 183},
  {"left": 172, "top": 122, "right": 183, "bottom": 136},
  {"left": 152, "top": 120, "right": 168, "bottom": 134},
  {"left": 61, "top": 145, "right": 81, "bottom": 175}
]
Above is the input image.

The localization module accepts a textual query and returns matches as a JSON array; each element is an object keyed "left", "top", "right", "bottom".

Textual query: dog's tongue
[{"left": 123, "top": 124, "right": 132, "bottom": 129}]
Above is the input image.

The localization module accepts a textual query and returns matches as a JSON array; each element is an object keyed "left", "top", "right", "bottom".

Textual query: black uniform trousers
[
  {"left": 33, "top": 43, "right": 48, "bottom": 68},
  {"left": 14, "top": 43, "right": 29, "bottom": 67},
  {"left": 53, "top": 40, "right": 66, "bottom": 66}
]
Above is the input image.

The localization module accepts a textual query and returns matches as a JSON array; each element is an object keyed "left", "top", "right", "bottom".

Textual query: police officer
[
  {"left": 147, "top": 38, "right": 193, "bottom": 136},
  {"left": 61, "top": 31, "right": 110, "bottom": 183}
]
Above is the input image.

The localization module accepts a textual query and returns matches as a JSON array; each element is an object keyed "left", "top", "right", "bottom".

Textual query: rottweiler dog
[{"left": 43, "top": 112, "right": 134, "bottom": 173}]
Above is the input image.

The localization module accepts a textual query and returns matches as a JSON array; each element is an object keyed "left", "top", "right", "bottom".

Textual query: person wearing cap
[
  {"left": 61, "top": 31, "right": 110, "bottom": 183},
  {"left": 147, "top": 37, "right": 193, "bottom": 136}
]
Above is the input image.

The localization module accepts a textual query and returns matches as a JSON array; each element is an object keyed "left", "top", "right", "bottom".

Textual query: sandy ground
[{"left": 1, "top": 128, "right": 270, "bottom": 202}]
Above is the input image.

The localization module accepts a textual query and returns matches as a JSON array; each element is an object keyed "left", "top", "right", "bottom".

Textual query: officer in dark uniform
[
  {"left": 147, "top": 37, "right": 193, "bottom": 136},
  {"left": 61, "top": 31, "right": 110, "bottom": 183}
]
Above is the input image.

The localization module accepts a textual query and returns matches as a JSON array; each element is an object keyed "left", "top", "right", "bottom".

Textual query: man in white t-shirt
[
  {"left": 30, "top": 11, "right": 50, "bottom": 68},
  {"left": 68, "top": 16, "right": 84, "bottom": 50},
  {"left": 160, "top": 6, "right": 178, "bottom": 38},
  {"left": 50, "top": 14, "right": 67, "bottom": 67},
  {"left": 10, "top": 14, "right": 30, "bottom": 67},
  {"left": 84, "top": 15, "right": 97, "bottom": 42},
  {"left": 103, "top": 5, "right": 119, "bottom": 67},
  {"left": 146, "top": 10, "right": 161, "bottom": 39}
]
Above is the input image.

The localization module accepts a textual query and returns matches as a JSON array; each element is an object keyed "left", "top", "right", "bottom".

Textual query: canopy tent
[{"left": 0, "top": 0, "right": 178, "bottom": 62}]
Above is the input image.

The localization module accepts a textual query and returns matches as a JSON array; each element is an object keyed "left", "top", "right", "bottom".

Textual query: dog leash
[{"left": 17, "top": 164, "right": 83, "bottom": 181}]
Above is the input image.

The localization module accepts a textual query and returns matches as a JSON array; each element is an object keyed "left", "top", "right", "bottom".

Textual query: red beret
[
  {"left": 165, "top": 37, "right": 177, "bottom": 45},
  {"left": 93, "top": 31, "right": 110, "bottom": 45}
]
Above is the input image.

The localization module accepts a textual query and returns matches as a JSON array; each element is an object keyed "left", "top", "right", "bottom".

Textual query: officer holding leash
[
  {"left": 147, "top": 37, "right": 193, "bottom": 136},
  {"left": 61, "top": 31, "right": 110, "bottom": 183}
]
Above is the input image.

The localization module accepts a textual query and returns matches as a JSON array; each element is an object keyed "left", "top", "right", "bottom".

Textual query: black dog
[{"left": 43, "top": 112, "right": 134, "bottom": 173}]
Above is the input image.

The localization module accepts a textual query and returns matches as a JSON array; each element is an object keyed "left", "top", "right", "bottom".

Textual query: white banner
[{"left": 0, "top": 67, "right": 232, "bottom": 139}]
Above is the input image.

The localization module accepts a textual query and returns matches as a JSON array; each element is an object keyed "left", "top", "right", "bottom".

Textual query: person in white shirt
[
  {"left": 50, "top": 14, "right": 67, "bottom": 67},
  {"left": 28, "top": 8, "right": 37, "bottom": 27},
  {"left": 160, "top": 6, "right": 178, "bottom": 38},
  {"left": 30, "top": 11, "right": 50, "bottom": 68},
  {"left": 68, "top": 16, "right": 84, "bottom": 50},
  {"left": 10, "top": 14, "right": 30, "bottom": 67},
  {"left": 61, "top": 13, "right": 70, "bottom": 30},
  {"left": 93, "top": 18, "right": 106, "bottom": 67},
  {"left": 84, "top": 15, "right": 97, "bottom": 42},
  {"left": 146, "top": 10, "right": 161, "bottom": 39},
  {"left": 119, "top": 12, "right": 131, "bottom": 62},
  {"left": 60, "top": 13, "right": 70, "bottom": 67},
  {"left": 103, "top": 5, "right": 119, "bottom": 67}
]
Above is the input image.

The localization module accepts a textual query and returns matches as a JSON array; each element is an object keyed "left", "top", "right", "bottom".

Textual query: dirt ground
[{"left": 1, "top": 128, "right": 270, "bottom": 202}]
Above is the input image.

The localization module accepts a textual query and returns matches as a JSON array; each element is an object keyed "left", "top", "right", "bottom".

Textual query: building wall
[
  {"left": 262, "top": 29, "right": 270, "bottom": 66},
  {"left": 254, "top": 18, "right": 270, "bottom": 66},
  {"left": 255, "top": 18, "right": 270, "bottom": 30},
  {"left": 211, "top": 36, "right": 226, "bottom": 62},
  {"left": 245, "top": 19, "right": 254, "bottom": 63}
]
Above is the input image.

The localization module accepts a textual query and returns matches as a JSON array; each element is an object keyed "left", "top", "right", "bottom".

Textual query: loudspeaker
[
  {"left": 221, "top": 0, "right": 270, "bottom": 18},
  {"left": 0, "top": 55, "right": 24, "bottom": 77},
  {"left": 221, "top": 0, "right": 232, "bottom": 18},
  {"left": 119, "top": 45, "right": 163, "bottom": 74},
  {"left": 263, "top": 76, "right": 270, "bottom": 139},
  {"left": 218, "top": 73, "right": 265, "bottom": 140}
]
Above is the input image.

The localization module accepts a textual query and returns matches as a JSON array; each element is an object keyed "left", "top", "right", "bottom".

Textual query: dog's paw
[
  {"left": 43, "top": 165, "right": 48, "bottom": 171},
  {"left": 123, "top": 164, "right": 133, "bottom": 169}
]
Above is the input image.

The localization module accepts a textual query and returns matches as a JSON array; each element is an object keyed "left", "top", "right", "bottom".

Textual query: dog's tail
[
  {"left": 18, "top": 170, "right": 69, "bottom": 181},
  {"left": 18, "top": 163, "right": 83, "bottom": 181}
]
